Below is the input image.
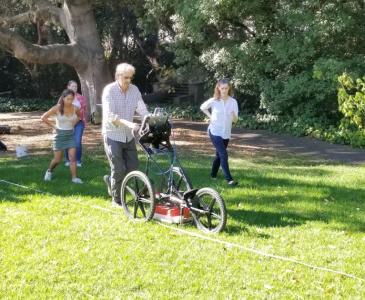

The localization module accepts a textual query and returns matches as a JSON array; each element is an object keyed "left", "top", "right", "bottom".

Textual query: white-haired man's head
[
  {"left": 115, "top": 63, "right": 135, "bottom": 90},
  {"left": 115, "top": 63, "right": 135, "bottom": 78}
]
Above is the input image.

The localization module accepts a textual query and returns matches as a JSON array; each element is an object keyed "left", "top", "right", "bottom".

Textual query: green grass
[{"left": 1, "top": 148, "right": 365, "bottom": 299}]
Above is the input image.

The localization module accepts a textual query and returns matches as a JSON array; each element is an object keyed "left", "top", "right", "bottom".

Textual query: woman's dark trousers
[{"left": 209, "top": 130, "right": 233, "bottom": 181}]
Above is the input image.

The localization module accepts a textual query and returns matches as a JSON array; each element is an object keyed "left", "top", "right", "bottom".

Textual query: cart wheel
[
  {"left": 190, "top": 187, "right": 227, "bottom": 233},
  {"left": 121, "top": 170, "right": 156, "bottom": 221},
  {"left": 171, "top": 167, "right": 192, "bottom": 194}
]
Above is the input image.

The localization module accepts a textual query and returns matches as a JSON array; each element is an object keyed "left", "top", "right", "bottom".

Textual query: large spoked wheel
[
  {"left": 190, "top": 187, "right": 227, "bottom": 233},
  {"left": 121, "top": 170, "right": 156, "bottom": 221},
  {"left": 171, "top": 167, "right": 192, "bottom": 194}
]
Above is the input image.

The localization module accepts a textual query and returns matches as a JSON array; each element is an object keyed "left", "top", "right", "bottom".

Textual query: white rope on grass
[
  {"left": 0, "top": 179, "right": 47, "bottom": 194},
  {"left": 157, "top": 223, "right": 365, "bottom": 282},
  {"left": 1, "top": 178, "right": 364, "bottom": 282}
]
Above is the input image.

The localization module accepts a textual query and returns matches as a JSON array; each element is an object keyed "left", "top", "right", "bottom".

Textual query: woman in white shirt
[
  {"left": 200, "top": 79, "right": 239, "bottom": 186},
  {"left": 41, "top": 89, "right": 83, "bottom": 184}
]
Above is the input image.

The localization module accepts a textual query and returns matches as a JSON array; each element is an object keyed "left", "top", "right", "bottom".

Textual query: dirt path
[
  {"left": 0, "top": 111, "right": 103, "bottom": 156},
  {"left": 1, "top": 112, "right": 365, "bottom": 164},
  {"left": 174, "top": 120, "right": 365, "bottom": 164}
]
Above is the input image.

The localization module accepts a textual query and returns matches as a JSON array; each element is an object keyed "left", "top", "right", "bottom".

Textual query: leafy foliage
[
  {"left": 149, "top": 103, "right": 203, "bottom": 121},
  {"left": 0, "top": 97, "right": 56, "bottom": 112},
  {"left": 236, "top": 112, "right": 365, "bottom": 148},
  {"left": 143, "top": 0, "right": 365, "bottom": 119},
  {"left": 338, "top": 73, "right": 365, "bottom": 130},
  {"left": 3, "top": 0, "right": 365, "bottom": 147}
]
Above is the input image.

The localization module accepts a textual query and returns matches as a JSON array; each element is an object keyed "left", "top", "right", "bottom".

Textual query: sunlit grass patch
[{"left": 0, "top": 150, "right": 364, "bottom": 298}]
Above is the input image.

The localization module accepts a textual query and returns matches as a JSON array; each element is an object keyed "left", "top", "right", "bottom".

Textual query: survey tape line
[
  {"left": 1, "top": 178, "right": 364, "bottom": 282},
  {"left": 0, "top": 179, "right": 47, "bottom": 194},
  {"left": 157, "top": 223, "right": 364, "bottom": 282}
]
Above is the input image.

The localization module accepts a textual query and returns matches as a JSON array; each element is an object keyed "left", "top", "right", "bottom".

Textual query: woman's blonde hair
[{"left": 213, "top": 78, "right": 233, "bottom": 100}]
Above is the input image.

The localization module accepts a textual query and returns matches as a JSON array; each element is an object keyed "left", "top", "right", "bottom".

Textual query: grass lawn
[{"left": 0, "top": 148, "right": 365, "bottom": 299}]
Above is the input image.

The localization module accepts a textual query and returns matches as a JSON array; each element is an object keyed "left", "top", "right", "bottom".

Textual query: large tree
[{"left": 0, "top": 0, "right": 111, "bottom": 119}]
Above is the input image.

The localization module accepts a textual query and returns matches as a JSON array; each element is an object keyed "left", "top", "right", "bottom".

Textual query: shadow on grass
[
  {"left": 0, "top": 154, "right": 110, "bottom": 201},
  {"left": 229, "top": 209, "right": 307, "bottom": 227},
  {"left": 222, "top": 207, "right": 318, "bottom": 236},
  {"left": 0, "top": 188, "right": 27, "bottom": 203},
  {"left": 224, "top": 176, "right": 365, "bottom": 233}
]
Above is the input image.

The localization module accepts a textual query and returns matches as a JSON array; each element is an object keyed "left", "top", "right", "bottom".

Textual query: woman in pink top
[{"left": 64, "top": 80, "right": 88, "bottom": 167}]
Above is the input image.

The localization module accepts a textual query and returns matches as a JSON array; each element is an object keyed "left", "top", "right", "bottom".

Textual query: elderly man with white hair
[{"left": 102, "top": 62, "right": 149, "bottom": 207}]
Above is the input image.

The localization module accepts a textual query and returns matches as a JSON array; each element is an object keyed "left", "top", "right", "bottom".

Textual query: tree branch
[
  {"left": 65, "top": 0, "right": 90, "bottom": 5},
  {"left": 0, "top": 12, "right": 33, "bottom": 27},
  {"left": 35, "top": 6, "right": 66, "bottom": 28},
  {"left": 0, "top": 27, "right": 82, "bottom": 66},
  {"left": 31, "top": 0, "right": 59, "bottom": 9},
  {"left": 0, "top": 2, "right": 66, "bottom": 29},
  {"left": 225, "top": 19, "right": 256, "bottom": 37},
  {"left": 218, "top": 14, "right": 256, "bottom": 38}
]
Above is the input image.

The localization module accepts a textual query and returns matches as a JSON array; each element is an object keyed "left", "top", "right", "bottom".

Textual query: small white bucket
[{"left": 15, "top": 145, "right": 28, "bottom": 158}]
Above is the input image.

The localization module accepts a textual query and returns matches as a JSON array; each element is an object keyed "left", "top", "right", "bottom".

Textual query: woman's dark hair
[
  {"left": 67, "top": 80, "right": 78, "bottom": 87},
  {"left": 57, "top": 89, "right": 75, "bottom": 115}
]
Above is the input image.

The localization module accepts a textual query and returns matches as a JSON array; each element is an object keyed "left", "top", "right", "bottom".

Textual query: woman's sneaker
[
  {"left": 44, "top": 170, "right": 52, "bottom": 181},
  {"left": 228, "top": 180, "right": 238, "bottom": 187},
  {"left": 72, "top": 177, "right": 83, "bottom": 184}
]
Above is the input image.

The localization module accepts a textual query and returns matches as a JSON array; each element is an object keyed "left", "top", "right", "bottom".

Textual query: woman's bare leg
[
  {"left": 67, "top": 147, "right": 77, "bottom": 178},
  {"left": 48, "top": 150, "right": 63, "bottom": 171}
]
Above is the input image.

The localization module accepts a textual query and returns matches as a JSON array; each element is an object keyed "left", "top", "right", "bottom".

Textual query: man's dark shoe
[
  {"left": 210, "top": 176, "right": 217, "bottom": 180},
  {"left": 228, "top": 180, "right": 238, "bottom": 187},
  {"left": 103, "top": 175, "right": 112, "bottom": 196},
  {"left": 112, "top": 198, "right": 122, "bottom": 208}
]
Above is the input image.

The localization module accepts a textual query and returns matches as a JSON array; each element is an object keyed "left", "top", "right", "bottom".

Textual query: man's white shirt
[{"left": 102, "top": 82, "right": 148, "bottom": 142}]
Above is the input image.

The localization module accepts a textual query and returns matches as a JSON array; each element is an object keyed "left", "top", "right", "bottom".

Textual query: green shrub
[
  {"left": 236, "top": 112, "right": 365, "bottom": 148},
  {"left": 149, "top": 104, "right": 204, "bottom": 121},
  {"left": 338, "top": 73, "right": 365, "bottom": 130},
  {"left": 0, "top": 97, "right": 56, "bottom": 112}
]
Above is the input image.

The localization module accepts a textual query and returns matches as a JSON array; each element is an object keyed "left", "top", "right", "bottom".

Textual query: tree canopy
[{"left": 1, "top": 0, "right": 365, "bottom": 123}]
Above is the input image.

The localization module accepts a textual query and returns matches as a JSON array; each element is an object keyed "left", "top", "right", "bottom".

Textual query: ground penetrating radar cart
[{"left": 120, "top": 108, "right": 227, "bottom": 233}]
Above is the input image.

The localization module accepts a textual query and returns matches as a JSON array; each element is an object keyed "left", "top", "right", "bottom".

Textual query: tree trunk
[
  {"left": 0, "top": 0, "right": 112, "bottom": 123},
  {"left": 63, "top": 0, "right": 112, "bottom": 122},
  {"left": 77, "top": 59, "right": 111, "bottom": 121}
]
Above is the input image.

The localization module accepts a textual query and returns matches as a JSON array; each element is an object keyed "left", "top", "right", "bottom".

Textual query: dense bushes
[
  {"left": 149, "top": 101, "right": 365, "bottom": 148},
  {"left": 0, "top": 97, "right": 56, "bottom": 112},
  {"left": 236, "top": 113, "right": 365, "bottom": 148},
  {"left": 149, "top": 99, "right": 365, "bottom": 148},
  {"left": 338, "top": 73, "right": 365, "bottom": 130},
  {"left": 335, "top": 73, "right": 365, "bottom": 147},
  {"left": 144, "top": 0, "right": 365, "bottom": 122}
]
